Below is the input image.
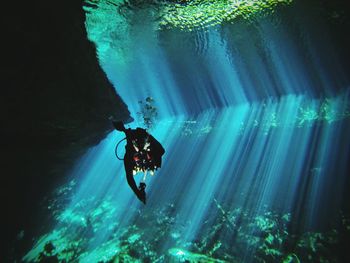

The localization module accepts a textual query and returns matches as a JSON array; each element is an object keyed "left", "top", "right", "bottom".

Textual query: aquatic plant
[
  {"left": 20, "top": 177, "right": 350, "bottom": 262},
  {"left": 297, "top": 96, "right": 350, "bottom": 127},
  {"left": 159, "top": 94, "right": 350, "bottom": 139}
]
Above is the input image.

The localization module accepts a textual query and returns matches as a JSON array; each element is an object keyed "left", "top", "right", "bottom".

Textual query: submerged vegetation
[
  {"left": 18, "top": 180, "right": 349, "bottom": 262},
  {"left": 163, "top": 93, "right": 350, "bottom": 137}
]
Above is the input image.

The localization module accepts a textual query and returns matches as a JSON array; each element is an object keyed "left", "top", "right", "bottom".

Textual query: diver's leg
[
  {"left": 124, "top": 157, "right": 146, "bottom": 204},
  {"left": 138, "top": 170, "right": 147, "bottom": 192}
]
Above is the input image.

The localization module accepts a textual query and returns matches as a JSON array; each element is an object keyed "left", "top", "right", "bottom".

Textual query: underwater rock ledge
[{"left": 1, "top": 0, "right": 131, "bottom": 259}]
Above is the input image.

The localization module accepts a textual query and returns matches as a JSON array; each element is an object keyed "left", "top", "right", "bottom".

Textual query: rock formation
[{"left": 1, "top": 0, "right": 131, "bottom": 258}]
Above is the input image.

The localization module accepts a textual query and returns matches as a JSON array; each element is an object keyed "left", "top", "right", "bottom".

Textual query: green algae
[{"left": 22, "top": 189, "right": 350, "bottom": 262}]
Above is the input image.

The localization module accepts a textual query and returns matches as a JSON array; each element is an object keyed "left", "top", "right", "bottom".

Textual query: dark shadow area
[{"left": 1, "top": 0, "right": 131, "bottom": 260}]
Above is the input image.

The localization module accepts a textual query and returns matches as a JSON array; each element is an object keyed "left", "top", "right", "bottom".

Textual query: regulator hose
[{"left": 115, "top": 137, "right": 127, "bottom": 160}]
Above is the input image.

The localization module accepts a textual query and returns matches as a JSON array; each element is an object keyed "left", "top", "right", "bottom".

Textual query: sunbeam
[{"left": 23, "top": 0, "right": 350, "bottom": 262}]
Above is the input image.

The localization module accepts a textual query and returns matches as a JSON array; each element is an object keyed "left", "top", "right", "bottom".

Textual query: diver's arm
[
  {"left": 112, "top": 121, "right": 134, "bottom": 143},
  {"left": 112, "top": 121, "right": 126, "bottom": 132}
]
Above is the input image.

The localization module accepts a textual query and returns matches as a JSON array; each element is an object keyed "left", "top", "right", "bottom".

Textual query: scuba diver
[{"left": 112, "top": 121, "right": 165, "bottom": 204}]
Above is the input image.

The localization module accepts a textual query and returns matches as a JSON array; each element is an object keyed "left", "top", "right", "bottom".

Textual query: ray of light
[{"left": 24, "top": 1, "right": 350, "bottom": 261}]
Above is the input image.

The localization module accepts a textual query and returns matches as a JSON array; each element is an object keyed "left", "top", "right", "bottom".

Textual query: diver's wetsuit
[{"left": 113, "top": 121, "right": 165, "bottom": 204}]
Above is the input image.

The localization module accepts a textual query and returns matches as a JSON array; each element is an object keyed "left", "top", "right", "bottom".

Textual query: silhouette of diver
[{"left": 112, "top": 121, "right": 165, "bottom": 204}]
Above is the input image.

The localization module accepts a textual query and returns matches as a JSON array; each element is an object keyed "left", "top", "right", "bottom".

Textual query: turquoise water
[{"left": 23, "top": 0, "right": 350, "bottom": 262}]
